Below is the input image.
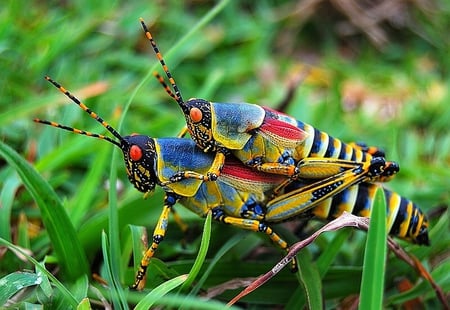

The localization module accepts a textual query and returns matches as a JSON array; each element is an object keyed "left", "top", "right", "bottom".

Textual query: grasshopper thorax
[
  {"left": 122, "top": 135, "right": 158, "bottom": 194},
  {"left": 183, "top": 98, "right": 217, "bottom": 152}
]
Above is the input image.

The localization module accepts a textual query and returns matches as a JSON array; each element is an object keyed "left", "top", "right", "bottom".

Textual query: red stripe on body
[
  {"left": 221, "top": 158, "right": 284, "bottom": 185},
  {"left": 259, "top": 117, "right": 307, "bottom": 141}
]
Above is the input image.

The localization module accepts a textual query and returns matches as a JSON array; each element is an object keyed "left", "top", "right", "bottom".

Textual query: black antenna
[
  {"left": 153, "top": 71, "right": 177, "bottom": 101},
  {"left": 35, "top": 76, "right": 124, "bottom": 147},
  {"left": 34, "top": 118, "right": 121, "bottom": 147},
  {"left": 139, "top": 18, "right": 186, "bottom": 107}
]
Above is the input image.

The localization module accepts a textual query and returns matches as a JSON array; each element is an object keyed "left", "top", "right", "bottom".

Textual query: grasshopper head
[
  {"left": 183, "top": 98, "right": 217, "bottom": 152},
  {"left": 121, "top": 134, "right": 158, "bottom": 194},
  {"left": 36, "top": 77, "right": 160, "bottom": 196}
]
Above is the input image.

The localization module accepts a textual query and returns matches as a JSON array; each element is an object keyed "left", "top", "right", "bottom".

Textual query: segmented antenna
[
  {"left": 34, "top": 118, "right": 121, "bottom": 147},
  {"left": 153, "top": 72, "right": 177, "bottom": 100},
  {"left": 139, "top": 18, "right": 185, "bottom": 106},
  {"left": 35, "top": 76, "right": 124, "bottom": 147}
]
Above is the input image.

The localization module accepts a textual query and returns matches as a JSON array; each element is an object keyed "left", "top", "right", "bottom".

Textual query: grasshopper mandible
[
  {"left": 35, "top": 77, "right": 428, "bottom": 290},
  {"left": 139, "top": 19, "right": 399, "bottom": 186}
]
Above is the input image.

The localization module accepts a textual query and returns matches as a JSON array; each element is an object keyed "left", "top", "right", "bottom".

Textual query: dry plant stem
[
  {"left": 227, "top": 212, "right": 365, "bottom": 306},
  {"left": 228, "top": 212, "right": 448, "bottom": 308}
]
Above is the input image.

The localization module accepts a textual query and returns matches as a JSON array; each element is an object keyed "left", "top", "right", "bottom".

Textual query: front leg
[
  {"left": 162, "top": 150, "right": 227, "bottom": 184},
  {"left": 131, "top": 193, "right": 178, "bottom": 290}
]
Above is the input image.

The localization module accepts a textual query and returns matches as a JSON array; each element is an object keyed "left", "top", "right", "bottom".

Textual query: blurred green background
[{"left": 1, "top": 0, "right": 449, "bottom": 308}]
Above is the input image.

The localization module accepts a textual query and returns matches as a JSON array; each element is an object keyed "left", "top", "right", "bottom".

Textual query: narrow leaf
[
  {"left": 100, "top": 231, "right": 128, "bottom": 310},
  {"left": 297, "top": 250, "right": 323, "bottom": 310},
  {"left": 134, "top": 275, "right": 188, "bottom": 310},
  {"left": 181, "top": 211, "right": 212, "bottom": 291},
  {"left": 359, "top": 188, "right": 387, "bottom": 309},
  {"left": 0, "top": 141, "right": 89, "bottom": 280}
]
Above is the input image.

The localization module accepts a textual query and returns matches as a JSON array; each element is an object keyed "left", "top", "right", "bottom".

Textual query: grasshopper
[
  {"left": 287, "top": 181, "right": 429, "bottom": 246},
  {"left": 35, "top": 77, "right": 428, "bottom": 290},
  {"left": 139, "top": 19, "right": 399, "bottom": 185}
]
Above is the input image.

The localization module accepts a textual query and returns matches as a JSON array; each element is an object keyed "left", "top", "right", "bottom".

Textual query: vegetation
[{"left": 1, "top": 0, "right": 448, "bottom": 308}]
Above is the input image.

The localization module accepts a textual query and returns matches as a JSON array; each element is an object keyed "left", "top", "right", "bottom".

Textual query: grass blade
[
  {"left": 297, "top": 250, "right": 323, "bottom": 309},
  {"left": 134, "top": 275, "right": 188, "bottom": 310},
  {"left": 100, "top": 231, "right": 129, "bottom": 310},
  {"left": 181, "top": 211, "right": 212, "bottom": 291},
  {"left": 0, "top": 174, "right": 21, "bottom": 241},
  {"left": 0, "top": 141, "right": 89, "bottom": 280},
  {"left": 359, "top": 188, "right": 387, "bottom": 309},
  {"left": 190, "top": 232, "right": 244, "bottom": 295}
]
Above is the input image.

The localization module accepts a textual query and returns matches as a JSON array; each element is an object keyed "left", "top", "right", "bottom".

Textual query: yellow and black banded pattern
[
  {"left": 297, "top": 120, "right": 372, "bottom": 163},
  {"left": 291, "top": 119, "right": 399, "bottom": 182},
  {"left": 305, "top": 182, "right": 429, "bottom": 245}
]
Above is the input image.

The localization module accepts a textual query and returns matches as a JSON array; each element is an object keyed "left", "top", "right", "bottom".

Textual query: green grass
[{"left": 1, "top": 0, "right": 449, "bottom": 308}]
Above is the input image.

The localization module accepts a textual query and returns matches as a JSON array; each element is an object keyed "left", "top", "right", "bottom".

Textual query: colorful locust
[
  {"left": 139, "top": 19, "right": 399, "bottom": 184},
  {"left": 35, "top": 77, "right": 429, "bottom": 290},
  {"left": 286, "top": 181, "right": 429, "bottom": 246}
]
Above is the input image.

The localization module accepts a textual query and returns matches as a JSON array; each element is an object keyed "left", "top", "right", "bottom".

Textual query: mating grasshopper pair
[{"left": 35, "top": 19, "right": 429, "bottom": 290}]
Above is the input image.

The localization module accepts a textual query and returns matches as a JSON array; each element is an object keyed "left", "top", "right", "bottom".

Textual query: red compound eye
[
  {"left": 189, "top": 107, "right": 202, "bottom": 123},
  {"left": 130, "top": 145, "right": 143, "bottom": 161}
]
